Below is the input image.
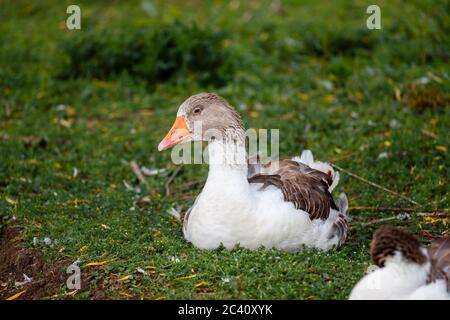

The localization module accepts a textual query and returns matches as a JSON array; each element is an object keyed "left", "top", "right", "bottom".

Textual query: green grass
[{"left": 0, "top": 0, "right": 448, "bottom": 299}]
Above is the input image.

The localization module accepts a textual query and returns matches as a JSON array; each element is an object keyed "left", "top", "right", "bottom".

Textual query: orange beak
[{"left": 158, "top": 116, "right": 192, "bottom": 151}]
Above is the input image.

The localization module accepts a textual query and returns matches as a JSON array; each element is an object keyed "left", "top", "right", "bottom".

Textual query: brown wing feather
[
  {"left": 248, "top": 159, "right": 337, "bottom": 220},
  {"left": 427, "top": 237, "right": 450, "bottom": 288}
]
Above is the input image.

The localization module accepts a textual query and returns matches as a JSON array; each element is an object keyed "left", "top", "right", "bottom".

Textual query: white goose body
[
  {"left": 183, "top": 141, "right": 345, "bottom": 251},
  {"left": 349, "top": 226, "right": 450, "bottom": 300},
  {"left": 349, "top": 253, "right": 450, "bottom": 300}
]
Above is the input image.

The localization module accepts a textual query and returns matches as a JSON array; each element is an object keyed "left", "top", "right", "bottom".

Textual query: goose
[
  {"left": 158, "top": 92, "right": 349, "bottom": 252},
  {"left": 349, "top": 225, "right": 450, "bottom": 300}
]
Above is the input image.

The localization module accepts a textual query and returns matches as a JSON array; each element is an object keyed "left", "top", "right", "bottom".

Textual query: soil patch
[{"left": 0, "top": 225, "right": 88, "bottom": 299}]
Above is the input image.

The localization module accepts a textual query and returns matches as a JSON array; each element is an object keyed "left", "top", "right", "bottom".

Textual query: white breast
[{"left": 183, "top": 144, "right": 343, "bottom": 251}]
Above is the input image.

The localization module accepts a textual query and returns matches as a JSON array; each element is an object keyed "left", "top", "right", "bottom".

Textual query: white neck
[{"left": 204, "top": 139, "right": 249, "bottom": 190}]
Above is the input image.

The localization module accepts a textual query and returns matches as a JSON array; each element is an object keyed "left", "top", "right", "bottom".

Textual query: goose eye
[{"left": 193, "top": 107, "right": 202, "bottom": 115}]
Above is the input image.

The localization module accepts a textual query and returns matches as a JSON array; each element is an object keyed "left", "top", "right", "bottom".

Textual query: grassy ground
[{"left": 0, "top": 0, "right": 449, "bottom": 299}]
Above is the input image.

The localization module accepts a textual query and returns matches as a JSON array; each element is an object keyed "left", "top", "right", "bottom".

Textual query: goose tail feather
[{"left": 292, "top": 150, "right": 340, "bottom": 192}]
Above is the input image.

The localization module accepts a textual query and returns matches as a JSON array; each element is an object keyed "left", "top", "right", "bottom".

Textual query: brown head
[
  {"left": 370, "top": 225, "right": 427, "bottom": 267},
  {"left": 158, "top": 93, "right": 245, "bottom": 151}
]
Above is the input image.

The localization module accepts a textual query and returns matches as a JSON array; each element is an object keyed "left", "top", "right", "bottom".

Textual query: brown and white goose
[
  {"left": 349, "top": 226, "right": 450, "bottom": 300},
  {"left": 158, "top": 93, "right": 349, "bottom": 251}
]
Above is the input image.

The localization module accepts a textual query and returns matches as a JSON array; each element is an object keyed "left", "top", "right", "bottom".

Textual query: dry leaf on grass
[
  {"left": 6, "top": 289, "right": 27, "bottom": 300},
  {"left": 195, "top": 281, "right": 208, "bottom": 288},
  {"left": 5, "top": 196, "right": 17, "bottom": 206},
  {"left": 85, "top": 258, "right": 117, "bottom": 267},
  {"left": 118, "top": 275, "right": 132, "bottom": 282}
]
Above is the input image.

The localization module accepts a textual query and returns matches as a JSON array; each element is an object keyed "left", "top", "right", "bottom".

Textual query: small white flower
[
  {"left": 389, "top": 119, "right": 400, "bottom": 129},
  {"left": 170, "top": 256, "right": 180, "bottom": 263},
  {"left": 396, "top": 213, "right": 410, "bottom": 220},
  {"left": 238, "top": 103, "right": 247, "bottom": 111},
  {"left": 377, "top": 152, "right": 388, "bottom": 159},
  {"left": 317, "top": 79, "right": 334, "bottom": 91},
  {"left": 350, "top": 111, "right": 359, "bottom": 119},
  {"left": 137, "top": 268, "right": 146, "bottom": 274},
  {"left": 221, "top": 277, "right": 231, "bottom": 283},
  {"left": 414, "top": 77, "right": 430, "bottom": 85}
]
